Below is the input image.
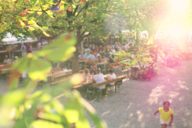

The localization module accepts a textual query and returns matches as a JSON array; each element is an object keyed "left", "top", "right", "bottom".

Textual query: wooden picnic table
[
  {"left": 48, "top": 69, "right": 72, "bottom": 83},
  {"left": 0, "top": 50, "right": 7, "bottom": 54},
  {"left": 0, "top": 64, "right": 11, "bottom": 74},
  {"left": 92, "top": 75, "right": 126, "bottom": 89},
  {"left": 74, "top": 74, "right": 126, "bottom": 91},
  {"left": 73, "top": 80, "right": 93, "bottom": 89}
]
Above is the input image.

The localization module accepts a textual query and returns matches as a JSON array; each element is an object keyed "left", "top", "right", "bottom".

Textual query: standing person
[
  {"left": 154, "top": 101, "right": 174, "bottom": 128},
  {"left": 26, "top": 44, "right": 32, "bottom": 53}
]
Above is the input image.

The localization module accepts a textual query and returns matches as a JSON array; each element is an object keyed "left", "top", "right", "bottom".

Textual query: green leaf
[
  {"left": 30, "top": 120, "right": 64, "bottom": 128},
  {"left": 0, "top": 106, "right": 16, "bottom": 127},
  {"left": 39, "top": 113, "right": 63, "bottom": 124},
  {"left": 43, "top": 81, "right": 71, "bottom": 97},
  {"left": 28, "top": 58, "right": 51, "bottom": 81},
  {"left": 37, "top": 11, "right": 43, "bottom": 16},
  {"left": 19, "top": 20, "right": 26, "bottom": 27},
  {"left": 80, "top": 98, "right": 106, "bottom": 128},
  {"left": 13, "top": 57, "right": 30, "bottom": 73},
  {"left": 29, "top": 26, "right": 36, "bottom": 31},
  {"left": 64, "top": 108, "right": 80, "bottom": 123},
  {"left": 89, "top": 113, "right": 106, "bottom": 128},
  {"left": 46, "top": 10, "right": 54, "bottom": 18},
  {"left": 36, "top": 34, "right": 76, "bottom": 62},
  {"left": 0, "top": 90, "right": 26, "bottom": 106}
]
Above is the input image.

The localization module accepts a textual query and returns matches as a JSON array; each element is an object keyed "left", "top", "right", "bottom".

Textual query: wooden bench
[
  {"left": 49, "top": 73, "right": 126, "bottom": 100},
  {"left": 82, "top": 75, "right": 127, "bottom": 100},
  {"left": 0, "top": 64, "right": 10, "bottom": 75},
  {"left": 94, "top": 75, "right": 126, "bottom": 92}
]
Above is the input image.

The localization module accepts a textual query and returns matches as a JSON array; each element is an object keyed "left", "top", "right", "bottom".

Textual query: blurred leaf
[
  {"left": 8, "top": 70, "right": 21, "bottom": 88},
  {"left": 38, "top": 113, "right": 63, "bottom": 124},
  {"left": 28, "top": 58, "right": 51, "bottom": 81},
  {"left": 62, "top": 91, "right": 91, "bottom": 128},
  {"left": 31, "top": 120, "right": 63, "bottom": 128},
  {"left": 19, "top": 20, "right": 26, "bottom": 27},
  {"left": 89, "top": 113, "right": 106, "bottom": 128},
  {"left": 13, "top": 56, "right": 30, "bottom": 73},
  {"left": 43, "top": 81, "right": 71, "bottom": 97},
  {"left": 37, "top": 11, "right": 43, "bottom": 16},
  {"left": 36, "top": 34, "right": 76, "bottom": 62},
  {"left": 0, "top": 106, "right": 15, "bottom": 127},
  {"left": 80, "top": 98, "right": 106, "bottom": 128},
  {"left": 0, "top": 90, "right": 26, "bottom": 106},
  {"left": 64, "top": 107, "right": 80, "bottom": 123},
  {"left": 29, "top": 26, "right": 36, "bottom": 31}
]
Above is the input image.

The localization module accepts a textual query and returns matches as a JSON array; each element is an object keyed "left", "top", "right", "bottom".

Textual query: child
[{"left": 154, "top": 101, "right": 174, "bottom": 128}]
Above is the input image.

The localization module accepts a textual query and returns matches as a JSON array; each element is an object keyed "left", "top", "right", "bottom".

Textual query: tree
[{"left": 0, "top": 0, "right": 112, "bottom": 72}]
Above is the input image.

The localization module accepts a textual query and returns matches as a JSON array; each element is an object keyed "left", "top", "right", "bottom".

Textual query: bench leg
[
  {"left": 96, "top": 89, "right": 102, "bottom": 101},
  {"left": 115, "top": 85, "right": 117, "bottom": 93},
  {"left": 95, "top": 88, "right": 107, "bottom": 101},
  {"left": 86, "top": 88, "right": 96, "bottom": 100}
]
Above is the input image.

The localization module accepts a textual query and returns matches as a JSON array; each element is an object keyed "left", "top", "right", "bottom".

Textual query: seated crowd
[{"left": 78, "top": 42, "right": 130, "bottom": 64}]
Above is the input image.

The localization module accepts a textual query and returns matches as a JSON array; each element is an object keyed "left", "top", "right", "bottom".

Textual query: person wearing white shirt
[
  {"left": 107, "top": 70, "right": 117, "bottom": 80},
  {"left": 93, "top": 70, "right": 106, "bottom": 97},
  {"left": 106, "top": 70, "right": 117, "bottom": 89},
  {"left": 93, "top": 71, "right": 105, "bottom": 84}
]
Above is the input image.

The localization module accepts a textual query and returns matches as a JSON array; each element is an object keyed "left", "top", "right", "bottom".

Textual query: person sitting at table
[
  {"left": 84, "top": 69, "right": 93, "bottom": 83},
  {"left": 79, "top": 69, "right": 93, "bottom": 83},
  {"left": 97, "top": 54, "right": 102, "bottom": 62},
  {"left": 79, "top": 70, "right": 86, "bottom": 83},
  {"left": 78, "top": 53, "right": 84, "bottom": 60},
  {"left": 90, "top": 64, "right": 98, "bottom": 73},
  {"left": 106, "top": 70, "right": 117, "bottom": 90},
  {"left": 93, "top": 69, "right": 107, "bottom": 96},
  {"left": 87, "top": 51, "right": 97, "bottom": 61},
  {"left": 93, "top": 69, "right": 105, "bottom": 84},
  {"left": 107, "top": 70, "right": 117, "bottom": 80},
  {"left": 83, "top": 49, "right": 97, "bottom": 61}
]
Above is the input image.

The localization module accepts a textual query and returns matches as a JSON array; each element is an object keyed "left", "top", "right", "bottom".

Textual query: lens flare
[
  {"left": 156, "top": 0, "right": 190, "bottom": 49},
  {"left": 169, "top": 0, "right": 189, "bottom": 16}
]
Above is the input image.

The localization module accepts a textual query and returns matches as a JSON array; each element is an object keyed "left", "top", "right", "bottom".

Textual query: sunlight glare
[
  {"left": 156, "top": 0, "right": 190, "bottom": 49},
  {"left": 169, "top": 0, "right": 189, "bottom": 16}
]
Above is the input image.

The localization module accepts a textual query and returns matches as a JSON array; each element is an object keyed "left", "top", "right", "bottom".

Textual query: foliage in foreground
[{"left": 0, "top": 34, "right": 106, "bottom": 128}]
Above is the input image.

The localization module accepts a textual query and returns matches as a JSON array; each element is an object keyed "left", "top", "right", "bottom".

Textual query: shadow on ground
[{"left": 91, "top": 61, "right": 192, "bottom": 128}]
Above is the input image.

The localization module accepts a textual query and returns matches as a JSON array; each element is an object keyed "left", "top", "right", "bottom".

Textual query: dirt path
[{"left": 91, "top": 60, "right": 192, "bottom": 128}]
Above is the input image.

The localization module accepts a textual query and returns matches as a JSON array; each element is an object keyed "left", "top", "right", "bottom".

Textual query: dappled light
[
  {"left": 148, "top": 86, "right": 164, "bottom": 105},
  {"left": 136, "top": 110, "right": 144, "bottom": 122},
  {"left": 1, "top": 0, "right": 192, "bottom": 128},
  {"left": 91, "top": 59, "right": 192, "bottom": 128}
]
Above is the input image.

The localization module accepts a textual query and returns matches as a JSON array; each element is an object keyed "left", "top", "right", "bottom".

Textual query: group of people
[
  {"left": 79, "top": 68, "right": 118, "bottom": 96},
  {"left": 80, "top": 68, "right": 117, "bottom": 85},
  {"left": 78, "top": 42, "right": 131, "bottom": 64},
  {"left": 77, "top": 42, "right": 132, "bottom": 78}
]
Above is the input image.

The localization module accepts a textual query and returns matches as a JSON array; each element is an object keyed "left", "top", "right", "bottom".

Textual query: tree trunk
[
  {"left": 71, "top": 29, "right": 82, "bottom": 73},
  {"left": 71, "top": 50, "right": 80, "bottom": 73}
]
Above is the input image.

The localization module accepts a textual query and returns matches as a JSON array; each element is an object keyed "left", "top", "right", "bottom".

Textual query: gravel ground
[
  {"left": 0, "top": 76, "right": 8, "bottom": 94},
  {"left": 91, "top": 60, "right": 192, "bottom": 128},
  {"left": 1, "top": 60, "right": 192, "bottom": 128}
]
